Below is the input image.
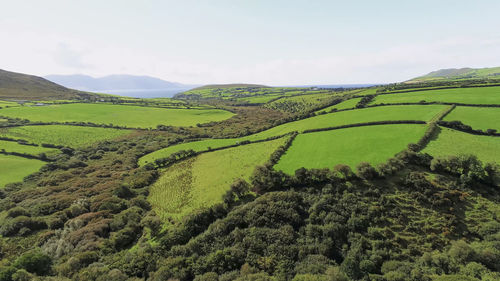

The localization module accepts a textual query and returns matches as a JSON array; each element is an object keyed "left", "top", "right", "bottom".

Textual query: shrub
[{"left": 13, "top": 249, "right": 52, "bottom": 275}]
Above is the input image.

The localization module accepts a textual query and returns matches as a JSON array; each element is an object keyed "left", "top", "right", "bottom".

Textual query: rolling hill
[
  {"left": 0, "top": 69, "right": 95, "bottom": 100},
  {"left": 44, "top": 74, "right": 193, "bottom": 91},
  {"left": 407, "top": 66, "right": 500, "bottom": 83}
]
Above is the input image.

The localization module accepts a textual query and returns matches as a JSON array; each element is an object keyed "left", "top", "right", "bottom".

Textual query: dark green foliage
[{"left": 13, "top": 249, "right": 52, "bottom": 275}]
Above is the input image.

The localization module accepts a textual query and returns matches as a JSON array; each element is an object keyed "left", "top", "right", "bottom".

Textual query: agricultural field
[
  {"left": 0, "top": 100, "right": 19, "bottom": 107},
  {"left": 148, "top": 137, "right": 287, "bottom": 221},
  {"left": 0, "top": 140, "right": 57, "bottom": 155},
  {"left": 372, "top": 86, "right": 500, "bottom": 105},
  {"left": 0, "top": 125, "right": 131, "bottom": 148},
  {"left": 443, "top": 106, "right": 500, "bottom": 131},
  {"left": 422, "top": 127, "right": 500, "bottom": 164},
  {"left": 0, "top": 154, "right": 46, "bottom": 187},
  {"left": 139, "top": 138, "right": 240, "bottom": 166},
  {"left": 139, "top": 104, "right": 444, "bottom": 165},
  {"left": 316, "top": 97, "right": 361, "bottom": 113},
  {"left": 0, "top": 103, "right": 235, "bottom": 128},
  {"left": 274, "top": 124, "right": 427, "bottom": 173}
]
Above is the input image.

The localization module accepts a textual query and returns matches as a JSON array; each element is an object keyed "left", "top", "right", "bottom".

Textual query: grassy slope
[
  {"left": 422, "top": 127, "right": 500, "bottom": 164},
  {"left": 0, "top": 140, "right": 57, "bottom": 155},
  {"left": 0, "top": 125, "right": 131, "bottom": 148},
  {"left": 408, "top": 66, "right": 500, "bottom": 83},
  {"left": 275, "top": 124, "right": 427, "bottom": 173},
  {"left": 0, "top": 103, "right": 235, "bottom": 128},
  {"left": 0, "top": 69, "right": 91, "bottom": 100},
  {"left": 443, "top": 106, "right": 500, "bottom": 131},
  {"left": 0, "top": 154, "right": 45, "bottom": 187},
  {"left": 139, "top": 105, "right": 445, "bottom": 166},
  {"left": 316, "top": 97, "right": 362, "bottom": 113},
  {"left": 373, "top": 86, "right": 500, "bottom": 105},
  {"left": 149, "top": 137, "right": 287, "bottom": 222}
]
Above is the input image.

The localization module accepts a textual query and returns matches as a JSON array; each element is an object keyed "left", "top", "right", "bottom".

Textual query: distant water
[{"left": 97, "top": 88, "right": 194, "bottom": 98}]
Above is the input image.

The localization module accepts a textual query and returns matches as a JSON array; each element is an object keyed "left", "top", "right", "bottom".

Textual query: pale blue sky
[{"left": 1, "top": 0, "right": 499, "bottom": 85}]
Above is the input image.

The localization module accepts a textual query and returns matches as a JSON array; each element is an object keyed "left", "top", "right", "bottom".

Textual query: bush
[
  {"left": 356, "top": 162, "right": 378, "bottom": 180},
  {"left": 13, "top": 249, "right": 52, "bottom": 275},
  {"left": 6, "top": 207, "right": 30, "bottom": 218}
]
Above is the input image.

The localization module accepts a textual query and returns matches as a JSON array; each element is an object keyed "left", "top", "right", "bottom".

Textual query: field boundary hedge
[{"left": 437, "top": 121, "right": 500, "bottom": 137}]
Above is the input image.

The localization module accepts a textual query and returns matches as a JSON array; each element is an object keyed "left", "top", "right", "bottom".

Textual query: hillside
[
  {"left": 0, "top": 76, "right": 499, "bottom": 280},
  {"left": 0, "top": 69, "right": 93, "bottom": 100},
  {"left": 407, "top": 66, "right": 500, "bottom": 83},
  {"left": 45, "top": 74, "right": 192, "bottom": 91}
]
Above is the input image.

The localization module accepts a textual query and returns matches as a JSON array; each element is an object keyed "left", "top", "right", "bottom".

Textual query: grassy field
[
  {"left": 316, "top": 97, "right": 361, "bottom": 113},
  {"left": 139, "top": 105, "right": 445, "bottom": 165},
  {"left": 422, "top": 127, "right": 500, "bottom": 164},
  {"left": 275, "top": 124, "right": 427, "bottom": 173},
  {"left": 443, "top": 106, "right": 500, "bottom": 131},
  {"left": 0, "top": 125, "right": 131, "bottom": 148},
  {"left": 0, "top": 103, "right": 235, "bottom": 128},
  {"left": 149, "top": 137, "right": 287, "bottom": 222},
  {"left": 0, "top": 140, "right": 57, "bottom": 155},
  {"left": 372, "top": 86, "right": 500, "bottom": 105},
  {"left": 139, "top": 138, "right": 240, "bottom": 166},
  {"left": 0, "top": 154, "right": 45, "bottom": 187}
]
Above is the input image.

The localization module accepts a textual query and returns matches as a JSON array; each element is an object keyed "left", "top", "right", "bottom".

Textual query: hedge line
[{"left": 438, "top": 121, "right": 500, "bottom": 137}]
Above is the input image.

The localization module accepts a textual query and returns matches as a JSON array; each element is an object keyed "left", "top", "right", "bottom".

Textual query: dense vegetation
[{"left": 0, "top": 70, "right": 499, "bottom": 281}]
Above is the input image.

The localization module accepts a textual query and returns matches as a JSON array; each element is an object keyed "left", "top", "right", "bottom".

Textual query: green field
[
  {"left": 275, "top": 124, "right": 427, "bottom": 173},
  {"left": 139, "top": 105, "right": 445, "bottom": 165},
  {"left": 372, "top": 86, "right": 500, "bottom": 105},
  {"left": 316, "top": 97, "right": 361, "bottom": 113},
  {"left": 0, "top": 125, "right": 131, "bottom": 148},
  {"left": 0, "top": 103, "right": 235, "bottom": 128},
  {"left": 149, "top": 137, "right": 287, "bottom": 222},
  {"left": 422, "top": 127, "right": 500, "bottom": 164},
  {"left": 0, "top": 140, "right": 57, "bottom": 155},
  {"left": 0, "top": 154, "right": 45, "bottom": 187},
  {"left": 443, "top": 106, "right": 500, "bottom": 131},
  {"left": 139, "top": 138, "right": 240, "bottom": 166}
]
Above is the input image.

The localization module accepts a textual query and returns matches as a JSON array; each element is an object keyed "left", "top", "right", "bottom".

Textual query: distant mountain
[
  {"left": 0, "top": 69, "right": 93, "bottom": 100},
  {"left": 407, "top": 66, "right": 500, "bottom": 83},
  {"left": 45, "top": 74, "right": 191, "bottom": 91}
]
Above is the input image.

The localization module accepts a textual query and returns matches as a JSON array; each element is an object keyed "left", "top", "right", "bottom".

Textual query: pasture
[
  {"left": 0, "top": 154, "right": 45, "bottom": 187},
  {"left": 0, "top": 103, "right": 235, "bottom": 128},
  {"left": 372, "top": 86, "right": 500, "bottom": 105},
  {"left": 443, "top": 106, "right": 500, "bottom": 131},
  {"left": 148, "top": 137, "right": 287, "bottom": 222},
  {"left": 0, "top": 125, "right": 131, "bottom": 148},
  {"left": 316, "top": 97, "right": 361, "bottom": 113},
  {"left": 139, "top": 104, "right": 445, "bottom": 165},
  {"left": 274, "top": 124, "right": 427, "bottom": 173},
  {"left": 0, "top": 140, "right": 57, "bottom": 155},
  {"left": 422, "top": 127, "right": 500, "bottom": 164}
]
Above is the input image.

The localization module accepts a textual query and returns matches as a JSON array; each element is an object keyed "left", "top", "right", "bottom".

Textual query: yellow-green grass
[
  {"left": 0, "top": 103, "right": 235, "bottom": 128},
  {"left": 372, "top": 86, "right": 500, "bottom": 105},
  {"left": 139, "top": 138, "right": 240, "bottom": 166},
  {"left": 274, "top": 124, "right": 427, "bottom": 174},
  {"left": 139, "top": 105, "right": 446, "bottom": 166},
  {"left": 0, "top": 100, "right": 19, "bottom": 107},
  {"left": 0, "top": 140, "right": 57, "bottom": 155},
  {"left": 0, "top": 125, "right": 131, "bottom": 148},
  {"left": 316, "top": 97, "right": 361, "bottom": 113},
  {"left": 422, "top": 127, "right": 500, "bottom": 164},
  {"left": 443, "top": 106, "right": 500, "bottom": 131},
  {"left": 0, "top": 154, "right": 45, "bottom": 187},
  {"left": 149, "top": 137, "right": 287, "bottom": 222}
]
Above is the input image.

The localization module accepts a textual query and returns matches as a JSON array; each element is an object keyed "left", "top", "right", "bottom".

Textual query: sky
[{"left": 1, "top": 0, "right": 500, "bottom": 85}]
